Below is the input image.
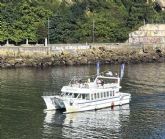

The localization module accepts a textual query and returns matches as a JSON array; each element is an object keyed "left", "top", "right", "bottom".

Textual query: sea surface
[{"left": 1, "top": 63, "right": 165, "bottom": 139}]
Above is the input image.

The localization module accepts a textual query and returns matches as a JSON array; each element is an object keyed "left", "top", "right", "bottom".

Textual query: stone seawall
[{"left": 0, "top": 46, "right": 164, "bottom": 68}]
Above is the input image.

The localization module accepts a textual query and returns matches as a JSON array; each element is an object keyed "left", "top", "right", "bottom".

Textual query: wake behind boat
[{"left": 42, "top": 64, "right": 131, "bottom": 113}]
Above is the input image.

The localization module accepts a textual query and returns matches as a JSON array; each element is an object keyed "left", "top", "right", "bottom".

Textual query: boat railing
[
  {"left": 69, "top": 75, "right": 96, "bottom": 86},
  {"left": 67, "top": 82, "right": 119, "bottom": 89},
  {"left": 69, "top": 72, "right": 118, "bottom": 86},
  {"left": 69, "top": 82, "right": 93, "bottom": 89}
]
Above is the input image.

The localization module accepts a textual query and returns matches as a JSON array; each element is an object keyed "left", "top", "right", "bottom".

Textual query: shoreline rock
[{"left": 0, "top": 46, "right": 164, "bottom": 68}]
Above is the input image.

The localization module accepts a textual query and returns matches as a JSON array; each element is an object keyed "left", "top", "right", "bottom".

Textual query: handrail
[{"left": 68, "top": 70, "right": 120, "bottom": 87}]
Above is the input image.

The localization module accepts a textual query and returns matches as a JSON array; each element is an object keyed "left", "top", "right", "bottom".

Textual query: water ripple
[{"left": 1, "top": 64, "right": 165, "bottom": 139}]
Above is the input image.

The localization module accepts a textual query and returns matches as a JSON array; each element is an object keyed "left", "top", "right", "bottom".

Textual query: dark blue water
[{"left": 1, "top": 63, "right": 165, "bottom": 139}]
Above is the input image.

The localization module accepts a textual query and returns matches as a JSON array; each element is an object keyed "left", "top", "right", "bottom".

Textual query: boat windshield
[{"left": 62, "top": 92, "right": 89, "bottom": 100}]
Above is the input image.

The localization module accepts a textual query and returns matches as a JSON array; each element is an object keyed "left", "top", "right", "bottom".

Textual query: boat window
[
  {"left": 106, "top": 92, "right": 109, "bottom": 97},
  {"left": 94, "top": 93, "right": 97, "bottom": 99},
  {"left": 85, "top": 94, "right": 90, "bottom": 100},
  {"left": 74, "top": 93, "right": 78, "bottom": 98},
  {"left": 104, "top": 92, "right": 106, "bottom": 98},
  {"left": 91, "top": 94, "right": 94, "bottom": 100},
  {"left": 101, "top": 93, "right": 103, "bottom": 98},
  {"left": 65, "top": 92, "right": 69, "bottom": 95},
  {"left": 97, "top": 93, "right": 99, "bottom": 99},
  {"left": 78, "top": 94, "right": 82, "bottom": 99},
  {"left": 82, "top": 94, "right": 86, "bottom": 99},
  {"left": 68, "top": 93, "right": 73, "bottom": 97},
  {"left": 113, "top": 91, "right": 115, "bottom": 96}
]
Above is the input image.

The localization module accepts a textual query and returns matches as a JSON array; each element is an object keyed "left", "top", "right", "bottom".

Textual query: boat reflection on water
[{"left": 43, "top": 105, "right": 130, "bottom": 138}]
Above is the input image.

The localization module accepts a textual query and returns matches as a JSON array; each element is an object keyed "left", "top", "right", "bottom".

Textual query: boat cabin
[
  {"left": 60, "top": 75, "right": 121, "bottom": 102},
  {"left": 61, "top": 89, "right": 119, "bottom": 101}
]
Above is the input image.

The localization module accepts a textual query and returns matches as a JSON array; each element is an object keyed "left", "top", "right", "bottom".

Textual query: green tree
[{"left": 1, "top": 0, "right": 165, "bottom": 44}]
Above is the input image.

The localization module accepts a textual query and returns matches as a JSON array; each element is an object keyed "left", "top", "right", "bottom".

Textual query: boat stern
[{"left": 119, "top": 92, "right": 131, "bottom": 105}]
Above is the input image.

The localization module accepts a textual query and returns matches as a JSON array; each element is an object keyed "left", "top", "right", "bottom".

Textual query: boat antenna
[
  {"left": 96, "top": 61, "right": 100, "bottom": 76},
  {"left": 120, "top": 63, "right": 125, "bottom": 80}
]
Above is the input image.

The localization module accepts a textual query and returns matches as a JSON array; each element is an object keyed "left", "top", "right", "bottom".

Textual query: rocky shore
[{"left": 0, "top": 46, "right": 165, "bottom": 68}]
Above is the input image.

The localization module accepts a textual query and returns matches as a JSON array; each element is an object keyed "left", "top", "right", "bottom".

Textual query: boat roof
[{"left": 96, "top": 75, "right": 119, "bottom": 80}]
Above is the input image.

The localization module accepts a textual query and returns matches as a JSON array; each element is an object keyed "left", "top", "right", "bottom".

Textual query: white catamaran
[{"left": 42, "top": 64, "right": 131, "bottom": 113}]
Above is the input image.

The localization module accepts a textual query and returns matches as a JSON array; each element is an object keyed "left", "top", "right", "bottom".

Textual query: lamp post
[
  {"left": 47, "top": 17, "right": 50, "bottom": 44},
  {"left": 92, "top": 18, "right": 95, "bottom": 43},
  {"left": 143, "top": 19, "right": 146, "bottom": 25}
]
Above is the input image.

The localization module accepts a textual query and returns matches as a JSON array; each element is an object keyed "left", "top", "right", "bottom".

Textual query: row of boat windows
[
  {"left": 63, "top": 91, "right": 116, "bottom": 100},
  {"left": 91, "top": 91, "right": 115, "bottom": 100},
  {"left": 62, "top": 92, "right": 89, "bottom": 100}
]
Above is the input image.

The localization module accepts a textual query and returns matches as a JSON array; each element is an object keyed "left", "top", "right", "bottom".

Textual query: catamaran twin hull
[
  {"left": 42, "top": 92, "right": 131, "bottom": 113},
  {"left": 42, "top": 74, "right": 131, "bottom": 113}
]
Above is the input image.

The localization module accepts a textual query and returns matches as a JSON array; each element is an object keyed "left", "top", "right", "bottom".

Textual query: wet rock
[
  {"left": 79, "top": 57, "right": 88, "bottom": 64},
  {"left": 156, "top": 49, "right": 161, "bottom": 54},
  {"left": 0, "top": 46, "right": 164, "bottom": 68},
  {"left": 65, "top": 59, "right": 74, "bottom": 65},
  {"left": 14, "top": 62, "right": 24, "bottom": 68}
]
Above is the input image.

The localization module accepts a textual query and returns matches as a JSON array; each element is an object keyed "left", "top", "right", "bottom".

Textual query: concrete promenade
[
  {"left": 0, "top": 43, "right": 164, "bottom": 54},
  {"left": 0, "top": 42, "right": 164, "bottom": 68}
]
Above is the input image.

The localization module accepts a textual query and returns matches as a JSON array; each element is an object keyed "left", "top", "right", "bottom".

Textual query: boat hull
[
  {"left": 42, "top": 93, "right": 131, "bottom": 113},
  {"left": 63, "top": 93, "right": 131, "bottom": 113}
]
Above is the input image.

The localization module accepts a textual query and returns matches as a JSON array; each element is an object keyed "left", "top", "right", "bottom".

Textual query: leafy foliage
[{"left": 0, "top": 0, "right": 165, "bottom": 44}]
